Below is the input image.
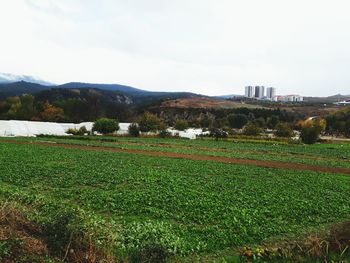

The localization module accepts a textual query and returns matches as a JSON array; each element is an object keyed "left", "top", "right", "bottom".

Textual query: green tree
[
  {"left": 174, "top": 119, "right": 188, "bottom": 131},
  {"left": 227, "top": 114, "right": 248, "bottom": 129},
  {"left": 128, "top": 123, "right": 140, "bottom": 137},
  {"left": 243, "top": 122, "right": 261, "bottom": 136},
  {"left": 267, "top": 115, "right": 279, "bottom": 129},
  {"left": 6, "top": 96, "right": 21, "bottom": 118},
  {"left": 139, "top": 112, "right": 163, "bottom": 132},
  {"left": 93, "top": 118, "right": 119, "bottom": 134},
  {"left": 17, "top": 94, "right": 36, "bottom": 120},
  {"left": 300, "top": 126, "right": 320, "bottom": 144},
  {"left": 275, "top": 123, "right": 293, "bottom": 138}
]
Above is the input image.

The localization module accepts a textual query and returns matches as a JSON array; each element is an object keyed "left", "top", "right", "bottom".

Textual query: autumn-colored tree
[{"left": 39, "top": 102, "right": 64, "bottom": 122}]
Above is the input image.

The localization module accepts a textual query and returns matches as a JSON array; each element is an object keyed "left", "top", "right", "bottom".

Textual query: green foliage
[
  {"left": 128, "top": 123, "right": 140, "bottom": 137},
  {"left": 93, "top": 118, "right": 119, "bottom": 134},
  {"left": 275, "top": 123, "right": 294, "bottom": 138},
  {"left": 174, "top": 119, "right": 188, "bottom": 131},
  {"left": 227, "top": 114, "right": 248, "bottom": 129},
  {"left": 300, "top": 126, "right": 320, "bottom": 144},
  {"left": 1, "top": 138, "right": 350, "bottom": 260},
  {"left": 139, "top": 112, "right": 164, "bottom": 132},
  {"left": 326, "top": 107, "right": 350, "bottom": 137},
  {"left": 267, "top": 115, "right": 279, "bottom": 129},
  {"left": 159, "top": 129, "right": 171, "bottom": 138},
  {"left": 243, "top": 122, "right": 262, "bottom": 136},
  {"left": 67, "top": 126, "right": 88, "bottom": 136}
]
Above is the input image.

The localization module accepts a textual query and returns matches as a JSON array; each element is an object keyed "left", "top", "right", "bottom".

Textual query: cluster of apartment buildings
[{"left": 244, "top": 86, "right": 303, "bottom": 102}]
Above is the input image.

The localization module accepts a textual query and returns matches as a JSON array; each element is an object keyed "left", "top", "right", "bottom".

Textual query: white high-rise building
[
  {"left": 245, "top": 86, "right": 254, "bottom": 98},
  {"left": 266, "top": 87, "right": 276, "bottom": 100},
  {"left": 254, "top": 86, "right": 265, "bottom": 98}
]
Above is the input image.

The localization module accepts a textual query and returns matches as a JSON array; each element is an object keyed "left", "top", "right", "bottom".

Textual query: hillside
[
  {"left": 161, "top": 97, "right": 265, "bottom": 109},
  {"left": 304, "top": 94, "right": 350, "bottom": 103},
  {"left": 0, "top": 81, "right": 50, "bottom": 99},
  {"left": 0, "top": 81, "right": 198, "bottom": 103}
]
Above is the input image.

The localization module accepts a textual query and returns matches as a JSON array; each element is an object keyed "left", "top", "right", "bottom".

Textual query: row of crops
[
  {"left": 5, "top": 136, "right": 350, "bottom": 168},
  {"left": 0, "top": 140, "right": 350, "bottom": 261}
]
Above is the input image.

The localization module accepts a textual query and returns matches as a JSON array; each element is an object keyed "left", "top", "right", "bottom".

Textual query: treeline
[
  {"left": 1, "top": 91, "right": 349, "bottom": 139},
  {"left": 0, "top": 90, "right": 133, "bottom": 122},
  {"left": 152, "top": 107, "right": 302, "bottom": 130},
  {"left": 325, "top": 108, "right": 350, "bottom": 137}
]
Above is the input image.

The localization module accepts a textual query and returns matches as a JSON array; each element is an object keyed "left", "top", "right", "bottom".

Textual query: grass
[{"left": 0, "top": 137, "right": 350, "bottom": 261}]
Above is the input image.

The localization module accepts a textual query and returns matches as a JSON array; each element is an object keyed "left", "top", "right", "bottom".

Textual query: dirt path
[{"left": 2, "top": 139, "right": 350, "bottom": 175}]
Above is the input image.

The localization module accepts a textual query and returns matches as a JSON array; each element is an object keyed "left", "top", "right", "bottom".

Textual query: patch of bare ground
[
  {"left": 0, "top": 202, "right": 116, "bottom": 263},
  {"left": 0, "top": 202, "right": 49, "bottom": 262},
  {"left": 2, "top": 140, "right": 350, "bottom": 175},
  {"left": 241, "top": 221, "right": 350, "bottom": 262},
  {"left": 160, "top": 97, "right": 264, "bottom": 109}
]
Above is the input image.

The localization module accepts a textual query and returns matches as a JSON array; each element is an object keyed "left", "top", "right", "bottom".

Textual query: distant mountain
[
  {"left": 0, "top": 73, "right": 54, "bottom": 86},
  {"left": 36, "top": 88, "right": 133, "bottom": 105},
  {"left": 0, "top": 80, "right": 199, "bottom": 103},
  {"left": 0, "top": 81, "right": 49, "bottom": 99},
  {"left": 58, "top": 82, "right": 145, "bottom": 95}
]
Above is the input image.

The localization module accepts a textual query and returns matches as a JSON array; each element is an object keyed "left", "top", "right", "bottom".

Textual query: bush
[
  {"left": 159, "top": 130, "right": 171, "bottom": 138},
  {"left": 66, "top": 126, "right": 88, "bottom": 136},
  {"left": 275, "top": 123, "right": 293, "bottom": 138},
  {"left": 139, "top": 112, "right": 163, "bottom": 132},
  {"left": 67, "top": 128, "right": 79, "bottom": 135},
  {"left": 128, "top": 123, "right": 140, "bottom": 137},
  {"left": 243, "top": 122, "right": 262, "bottom": 136},
  {"left": 92, "top": 118, "right": 119, "bottom": 135},
  {"left": 78, "top": 126, "right": 88, "bottom": 135},
  {"left": 174, "top": 119, "right": 188, "bottom": 131},
  {"left": 210, "top": 128, "right": 228, "bottom": 140},
  {"left": 300, "top": 126, "right": 320, "bottom": 144}
]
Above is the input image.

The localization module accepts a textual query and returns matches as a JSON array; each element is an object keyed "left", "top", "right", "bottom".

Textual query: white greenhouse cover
[
  {"left": 0, "top": 120, "right": 132, "bottom": 137},
  {"left": 0, "top": 120, "right": 67, "bottom": 137},
  {"left": 167, "top": 128, "right": 210, "bottom": 140}
]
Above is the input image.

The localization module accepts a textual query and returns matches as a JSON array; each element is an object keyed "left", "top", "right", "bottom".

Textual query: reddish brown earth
[
  {"left": 2, "top": 140, "right": 350, "bottom": 175},
  {"left": 160, "top": 97, "right": 264, "bottom": 109}
]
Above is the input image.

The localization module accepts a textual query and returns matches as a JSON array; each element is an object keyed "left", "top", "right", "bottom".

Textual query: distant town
[{"left": 244, "top": 86, "right": 303, "bottom": 102}]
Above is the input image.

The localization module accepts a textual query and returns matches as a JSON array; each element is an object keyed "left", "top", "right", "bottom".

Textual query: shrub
[
  {"left": 210, "top": 128, "right": 228, "bottom": 140},
  {"left": 67, "top": 128, "right": 79, "bottom": 135},
  {"left": 275, "top": 123, "right": 293, "bottom": 138},
  {"left": 300, "top": 126, "right": 320, "bottom": 144},
  {"left": 78, "top": 126, "right": 88, "bottom": 135},
  {"left": 128, "top": 123, "right": 140, "bottom": 137},
  {"left": 139, "top": 112, "right": 163, "bottom": 132},
  {"left": 243, "top": 122, "right": 262, "bottom": 136},
  {"left": 159, "top": 130, "right": 171, "bottom": 138},
  {"left": 67, "top": 126, "right": 88, "bottom": 136},
  {"left": 93, "top": 118, "right": 119, "bottom": 135},
  {"left": 174, "top": 119, "right": 188, "bottom": 131}
]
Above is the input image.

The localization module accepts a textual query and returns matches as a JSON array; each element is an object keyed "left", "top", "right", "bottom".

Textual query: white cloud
[{"left": 0, "top": 0, "right": 350, "bottom": 96}]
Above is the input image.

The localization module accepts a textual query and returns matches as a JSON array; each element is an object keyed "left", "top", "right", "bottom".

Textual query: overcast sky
[{"left": 1, "top": 0, "right": 350, "bottom": 96}]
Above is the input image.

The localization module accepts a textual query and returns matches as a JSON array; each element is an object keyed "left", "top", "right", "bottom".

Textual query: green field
[{"left": 0, "top": 137, "right": 350, "bottom": 262}]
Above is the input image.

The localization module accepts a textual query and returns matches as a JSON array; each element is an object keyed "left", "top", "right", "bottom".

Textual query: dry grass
[
  {"left": 0, "top": 201, "right": 117, "bottom": 263},
  {"left": 240, "top": 220, "right": 350, "bottom": 262}
]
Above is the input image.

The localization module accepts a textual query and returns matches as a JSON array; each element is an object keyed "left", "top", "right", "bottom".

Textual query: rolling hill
[{"left": 0, "top": 81, "right": 198, "bottom": 103}]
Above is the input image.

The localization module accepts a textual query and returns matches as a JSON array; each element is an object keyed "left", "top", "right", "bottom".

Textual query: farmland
[{"left": 0, "top": 137, "right": 350, "bottom": 262}]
